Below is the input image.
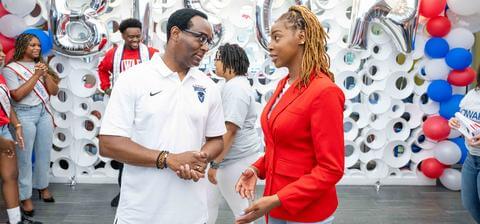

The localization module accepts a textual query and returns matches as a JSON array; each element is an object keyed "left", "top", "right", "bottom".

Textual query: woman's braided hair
[
  {"left": 277, "top": 5, "right": 334, "bottom": 86},
  {"left": 13, "top": 33, "right": 59, "bottom": 81}
]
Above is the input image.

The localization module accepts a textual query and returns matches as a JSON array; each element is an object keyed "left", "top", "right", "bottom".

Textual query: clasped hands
[
  {"left": 166, "top": 151, "right": 209, "bottom": 182},
  {"left": 34, "top": 63, "right": 48, "bottom": 78}
]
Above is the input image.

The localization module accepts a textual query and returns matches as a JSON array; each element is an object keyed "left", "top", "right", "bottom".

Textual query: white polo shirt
[{"left": 100, "top": 54, "right": 226, "bottom": 224}]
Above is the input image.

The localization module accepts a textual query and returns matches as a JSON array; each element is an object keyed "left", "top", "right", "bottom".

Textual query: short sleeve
[
  {"left": 205, "top": 85, "right": 227, "bottom": 137},
  {"left": 459, "top": 90, "right": 472, "bottom": 109},
  {"left": 222, "top": 83, "right": 250, "bottom": 128},
  {"left": 2, "top": 66, "right": 20, "bottom": 90},
  {"left": 99, "top": 72, "right": 136, "bottom": 138}
]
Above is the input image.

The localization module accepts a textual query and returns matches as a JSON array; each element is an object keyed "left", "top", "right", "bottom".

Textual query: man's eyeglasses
[{"left": 183, "top": 29, "right": 214, "bottom": 48}]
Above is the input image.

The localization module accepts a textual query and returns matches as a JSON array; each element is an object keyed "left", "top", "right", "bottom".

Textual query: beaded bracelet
[{"left": 156, "top": 150, "right": 170, "bottom": 169}]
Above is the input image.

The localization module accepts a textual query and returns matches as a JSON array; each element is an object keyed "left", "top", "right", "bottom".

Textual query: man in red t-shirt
[
  {"left": 98, "top": 18, "right": 158, "bottom": 207},
  {"left": 98, "top": 18, "right": 158, "bottom": 95}
]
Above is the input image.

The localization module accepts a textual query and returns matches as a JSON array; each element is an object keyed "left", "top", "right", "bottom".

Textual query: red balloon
[
  {"left": 4, "top": 48, "right": 14, "bottom": 64},
  {"left": 420, "top": 0, "right": 447, "bottom": 18},
  {"left": 0, "top": 34, "right": 15, "bottom": 53},
  {"left": 0, "top": 4, "right": 8, "bottom": 18},
  {"left": 448, "top": 68, "right": 476, "bottom": 86},
  {"left": 423, "top": 115, "right": 450, "bottom": 141},
  {"left": 426, "top": 16, "right": 451, "bottom": 37},
  {"left": 421, "top": 158, "right": 447, "bottom": 178}
]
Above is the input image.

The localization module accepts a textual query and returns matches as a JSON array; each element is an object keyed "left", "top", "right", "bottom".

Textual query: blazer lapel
[
  {"left": 268, "top": 76, "right": 306, "bottom": 128},
  {"left": 261, "top": 77, "right": 287, "bottom": 137}
]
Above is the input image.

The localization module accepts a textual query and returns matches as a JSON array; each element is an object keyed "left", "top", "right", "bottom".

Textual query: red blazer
[{"left": 253, "top": 72, "right": 345, "bottom": 222}]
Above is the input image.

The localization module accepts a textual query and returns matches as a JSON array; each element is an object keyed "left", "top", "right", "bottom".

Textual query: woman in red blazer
[{"left": 235, "top": 5, "right": 345, "bottom": 224}]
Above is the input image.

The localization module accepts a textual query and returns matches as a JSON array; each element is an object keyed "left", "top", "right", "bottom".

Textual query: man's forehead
[
  {"left": 190, "top": 16, "right": 213, "bottom": 34},
  {"left": 124, "top": 27, "right": 141, "bottom": 33}
]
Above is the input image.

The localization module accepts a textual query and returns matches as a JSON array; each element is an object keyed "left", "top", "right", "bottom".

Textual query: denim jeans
[
  {"left": 462, "top": 153, "right": 480, "bottom": 223},
  {"left": 13, "top": 103, "right": 53, "bottom": 200},
  {"left": 0, "top": 124, "right": 13, "bottom": 140},
  {"left": 268, "top": 215, "right": 334, "bottom": 224}
]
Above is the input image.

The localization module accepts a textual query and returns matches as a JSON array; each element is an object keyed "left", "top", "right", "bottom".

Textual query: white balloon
[
  {"left": 445, "top": 28, "right": 475, "bottom": 49},
  {"left": 446, "top": 9, "right": 480, "bottom": 33},
  {"left": 424, "top": 59, "right": 451, "bottom": 80},
  {"left": 433, "top": 140, "right": 462, "bottom": 165},
  {"left": 448, "top": 128, "right": 462, "bottom": 139},
  {"left": 1, "top": 0, "right": 36, "bottom": 17},
  {"left": 412, "top": 34, "right": 428, "bottom": 59},
  {"left": 0, "top": 14, "right": 28, "bottom": 38},
  {"left": 439, "top": 168, "right": 462, "bottom": 191},
  {"left": 447, "top": 0, "right": 480, "bottom": 16}
]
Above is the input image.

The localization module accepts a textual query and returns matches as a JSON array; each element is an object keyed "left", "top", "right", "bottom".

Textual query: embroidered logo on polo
[
  {"left": 149, "top": 90, "right": 162, "bottom": 96},
  {"left": 193, "top": 84, "right": 206, "bottom": 103}
]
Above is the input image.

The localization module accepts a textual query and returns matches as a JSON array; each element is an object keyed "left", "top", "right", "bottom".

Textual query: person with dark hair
[
  {"left": 2, "top": 33, "right": 59, "bottom": 218},
  {"left": 0, "top": 42, "right": 42, "bottom": 224},
  {"left": 448, "top": 67, "right": 480, "bottom": 222},
  {"left": 98, "top": 18, "right": 158, "bottom": 207},
  {"left": 235, "top": 6, "right": 345, "bottom": 224},
  {"left": 99, "top": 8, "right": 226, "bottom": 223},
  {"left": 206, "top": 43, "right": 261, "bottom": 223},
  {"left": 98, "top": 18, "right": 158, "bottom": 95}
]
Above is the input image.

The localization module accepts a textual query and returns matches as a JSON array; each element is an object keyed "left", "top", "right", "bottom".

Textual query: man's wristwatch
[{"left": 209, "top": 161, "right": 221, "bottom": 169}]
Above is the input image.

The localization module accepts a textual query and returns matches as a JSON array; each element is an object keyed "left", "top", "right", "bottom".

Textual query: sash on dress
[
  {"left": 0, "top": 83, "right": 10, "bottom": 118},
  {"left": 5, "top": 62, "right": 53, "bottom": 117}
]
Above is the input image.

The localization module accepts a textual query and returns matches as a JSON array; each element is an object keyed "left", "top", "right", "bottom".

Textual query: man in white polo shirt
[{"left": 99, "top": 8, "right": 226, "bottom": 224}]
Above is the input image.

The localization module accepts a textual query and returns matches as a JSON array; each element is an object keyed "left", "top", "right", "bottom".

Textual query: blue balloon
[
  {"left": 445, "top": 48, "right": 472, "bottom": 70},
  {"left": 439, "top": 94, "right": 463, "bottom": 119},
  {"left": 424, "top": 38, "right": 449, "bottom": 58},
  {"left": 22, "top": 29, "right": 53, "bottom": 55},
  {"left": 427, "top": 80, "right": 452, "bottom": 102},
  {"left": 450, "top": 137, "right": 468, "bottom": 164}
]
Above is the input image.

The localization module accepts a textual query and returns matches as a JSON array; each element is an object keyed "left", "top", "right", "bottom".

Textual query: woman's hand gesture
[{"left": 235, "top": 167, "right": 258, "bottom": 200}]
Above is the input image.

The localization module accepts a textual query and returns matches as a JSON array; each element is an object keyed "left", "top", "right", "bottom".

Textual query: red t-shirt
[
  {"left": 0, "top": 75, "right": 10, "bottom": 126},
  {"left": 98, "top": 46, "right": 158, "bottom": 91}
]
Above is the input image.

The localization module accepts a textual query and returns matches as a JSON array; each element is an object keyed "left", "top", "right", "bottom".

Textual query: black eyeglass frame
[{"left": 183, "top": 29, "right": 214, "bottom": 48}]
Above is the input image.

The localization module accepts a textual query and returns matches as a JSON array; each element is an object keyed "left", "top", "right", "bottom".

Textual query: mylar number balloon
[{"left": 348, "top": 0, "right": 420, "bottom": 53}]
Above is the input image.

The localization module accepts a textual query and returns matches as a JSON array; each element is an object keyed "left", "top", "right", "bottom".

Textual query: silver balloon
[
  {"left": 49, "top": 0, "right": 109, "bottom": 58},
  {"left": 184, "top": 0, "right": 224, "bottom": 55},
  {"left": 184, "top": 0, "right": 216, "bottom": 14},
  {"left": 255, "top": 0, "right": 311, "bottom": 53},
  {"left": 90, "top": 0, "right": 109, "bottom": 14},
  {"left": 132, "top": 0, "right": 141, "bottom": 18},
  {"left": 65, "top": 0, "right": 109, "bottom": 15},
  {"left": 347, "top": 0, "right": 420, "bottom": 53},
  {"left": 142, "top": 3, "right": 152, "bottom": 46},
  {"left": 133, "top": 0, "right": 153, "bottom": 46}
]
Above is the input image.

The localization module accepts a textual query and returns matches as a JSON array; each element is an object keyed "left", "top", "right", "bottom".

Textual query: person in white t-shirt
[
  {"left": 449, "top": 72, "right": 480, "bottom": 223},
  {"left": 99, "top": 8, "right": 226, "bottom": 224},
  {"left": 206, "top": 43, "right": 261, "bottom": 223}
]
